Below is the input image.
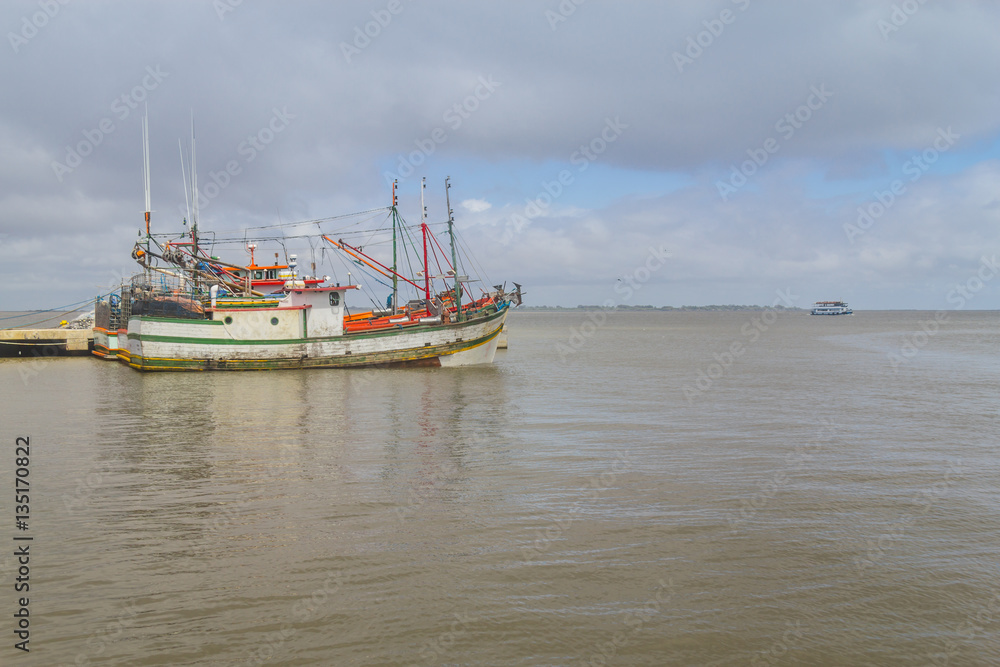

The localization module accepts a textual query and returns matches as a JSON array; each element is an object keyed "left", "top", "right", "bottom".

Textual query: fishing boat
[
  {"left": 810, "top": 301, "right": 852, "bottom": 315},
  {"left": 496, "top": 323, "right": 509, "bottom": 350},
  {"left": 95, "top": 119, "right": 521, "bottom": 371},
  {"left": 93, "top": 251, "right": 315, "bottom": 359},
  {"left": 92, "top": 293, "right": 123, "bottom": 359}
]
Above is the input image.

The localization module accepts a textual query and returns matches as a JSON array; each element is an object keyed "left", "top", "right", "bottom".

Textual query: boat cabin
[{"left": 223, "top": 264, "right": 325, "bottom": 293}]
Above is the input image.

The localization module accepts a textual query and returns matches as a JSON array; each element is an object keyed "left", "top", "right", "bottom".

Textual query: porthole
[
  {"left": 329, "top": 292, "right": 340, "bottom": 307},
  {"left": 224, "top": 316, "right": 233, "bottom": 324},
  {"left": 270, "top": 317, "right": 279, "bottom": 325}
]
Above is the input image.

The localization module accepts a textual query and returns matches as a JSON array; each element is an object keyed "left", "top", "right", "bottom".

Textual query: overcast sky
[{"left": 2, "top": 0, "right": 999, "bottom": 311}]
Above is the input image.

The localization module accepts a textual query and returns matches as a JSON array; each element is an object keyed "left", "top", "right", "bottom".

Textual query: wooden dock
[{"left": 0, "top": 328, "right": 93, "bottom": 356}]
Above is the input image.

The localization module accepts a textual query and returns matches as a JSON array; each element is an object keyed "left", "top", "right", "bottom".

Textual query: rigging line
[
  {"left": 313, "top": 211, "right": 388, "bottom": 234},
  {"left": 427, "top": 229, "right": 454, "bottom": 271},
  {"left": 308, "top": 237, "right": 318, "bottom": 275},
  {"left": 433, "top": 227, "right": 464, "bottom": 274},
  {"left": 351, "top": 262, "right": 394, "bottom": 290},
  {"left": 331, "top": 247, "right": 353, "bottom": 279},
  {"left": 456, "top": 232, "right": 492, "bottom": 288},
  {"left": 150, "top": 222, "right": 451, "bottom": 244},
  {"left": 428, "top": 239, "right": 444, "bottom": 279},
  {"left": 322, "top": 236, "right": 426, "bottom": 292},
  {"left": 401, "top": 234, "right": 417, "bottom": 293},
  {"left": 148, "top": 220, "right": 449, "bottom": 238},
  {"left": 319, "top": 245, "right": 339, "bottom": 285},
  {"left": 356, "top": 210, "right": 394, "bottom": 246},
  {"left": 331, "top": 253, "right": 378, "bottom": 310},
  {"left": 187, "top": 213, "right": 391, "bottom": 241},
  {"left": 399, "top": 221, "right": 421, "bottom": 268},
  {"left": 337, "top": 253, "right": 382, "bottom": 310},
  {"left": 435, "top": 246, "right": 445, "bottom": 277},
  {"left": 455, "top": 229, "right": 487, "bottom": 281},
  {"left": 1, "top": 304, "right": 97, "bottom": 330},
  {"left": 187, "top": 227, "right": 386, "bottom": 247},
  {"left": 333, "top": 251, "right": 365, "bottom": 299},
  {"left": 379, "top": 215, "right": 420, "bottom": 286},
  {"left": 364, "top": 283, "right": 382, "bottom": 310},
  {"left": 356, "top": 274, "right": 379, "bottom": 306},
  {"left": 190, "top": 231, "right": 400, "bottom": 246},
  {"left": 241, "top": 206, "right": 392, "bottom": 231},
  {"left": 0, "top": 292, "right": 113, "bottom": 325},
  {"left": 361, "top": 217, "right": 392, "bottom": 248}
]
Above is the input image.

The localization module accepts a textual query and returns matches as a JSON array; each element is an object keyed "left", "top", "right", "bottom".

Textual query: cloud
[
  {"left": 1, "top": 2, "right": 999, "bottom": 309},
  {"left": 460, "top": 198, "right": 491, "bottom": 213}
]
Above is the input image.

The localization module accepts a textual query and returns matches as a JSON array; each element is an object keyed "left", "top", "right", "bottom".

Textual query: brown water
[{"left": 1, "top": 310, "right": 999, "bottom": 666}]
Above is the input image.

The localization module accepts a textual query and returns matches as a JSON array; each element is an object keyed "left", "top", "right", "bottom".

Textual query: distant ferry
[{"left": 811, "top": 301, "right": 853, "bottom": 315}]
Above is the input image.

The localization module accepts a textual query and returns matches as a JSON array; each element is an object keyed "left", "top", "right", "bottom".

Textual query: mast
[
  {"left": 190, "top": 116, "right": 199, "bottom": 255},
  {"left": 323, "top": 236, "right": 424, "bottom": 291},
  {"left": 141, "top": 109, "right": 152, "bottom": 273},
  {"left": 421, "top": 177, "right": 430, "bottom": 301},
  {"left": 445, "top": 177, "right": 462, "bottom": 321},
  {"left": 178, "top": 139, "right": 191, "bottom": 229},
  {"left": 189, "top": 115, "right": 201, "bottom": 292},
  {"left": 391, "top": 179, "right": 398, "bottom": 312}
]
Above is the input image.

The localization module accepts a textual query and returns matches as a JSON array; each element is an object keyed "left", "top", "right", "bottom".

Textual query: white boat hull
[
  {"left": 92, "top": 328, "right": 120, "bottom": 359},
  {"left": 124, "top": 307, "right": 508, "bottom": 371}
]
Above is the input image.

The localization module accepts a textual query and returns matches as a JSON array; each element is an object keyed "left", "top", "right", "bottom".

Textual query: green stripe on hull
[
  {"left": 129, "top": 306, "right": 506, "bottom": 346},
  {"left": 129, "top": 326, "right": 501, "bottom": 371},
  {"left": 92, "top": 343, "right": 118, "bottom": 359},
  {"left": 213, "top": 302, "right": 280, "bottom": 309},
  {"left": 130, "top": 315, "right": 225, "bottom": 325}
]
